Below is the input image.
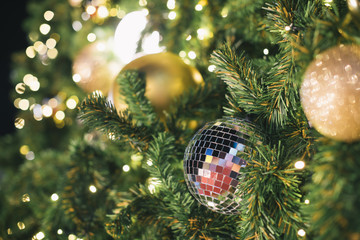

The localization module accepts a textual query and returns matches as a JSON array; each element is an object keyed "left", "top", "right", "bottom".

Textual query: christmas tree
[{"left": 2, "top": 0, "right": 360, "bottom": 239}]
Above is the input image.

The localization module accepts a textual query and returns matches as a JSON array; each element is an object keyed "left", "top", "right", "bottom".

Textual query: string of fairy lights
[{"left": 8, "top": 0, "right": 316, "bottom": 239}]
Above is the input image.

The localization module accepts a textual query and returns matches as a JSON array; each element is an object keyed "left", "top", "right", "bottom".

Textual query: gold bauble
[
  {"left": 73, "top": 41, "right": 121, "bottom": 95},
  {"left": 112, "top": 52, "right": 204, "bottom": 113},
  {"left": 300, "top": 44, "right": 360, "bottom": 142},
  {"left": 348, "top": 0, "right": 360, "bottom": 19}
]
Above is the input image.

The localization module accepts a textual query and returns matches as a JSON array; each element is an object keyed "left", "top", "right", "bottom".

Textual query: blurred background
[{"left": 1, "top": 2, "right": 27, "bottom": 135}]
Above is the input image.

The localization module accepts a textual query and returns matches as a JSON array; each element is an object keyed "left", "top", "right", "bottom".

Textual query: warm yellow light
[
  {"left": 139, "top": 0, "right": 147, "bottom": 6},
  {"left": 15, "top": 83, "right": 26, "bottom": 94},
  {"left": 86, "top": 5, "right": 96, "bottom": 15},
  {"left": 89, "top": 185, "right": 97, "bottom": 193},
  {"left": 68, "top": 234, "right": 77, "bottom": 240},
  {"left": 118, "top": 9, "right": 126, "bottom": 18},
  {"left": 148, "top": 177, "right": 160, "bottom": 194},
  {"left": 297, "top": 229, "right": 306, "bottom": 237},
  {"left": 72, "top": 21, "right": 82, "bottom": 31},
  {"left": 148, "top": 184, "right": 156, "bottom": 194},
  {"left": 57, "top": 229, "right": 63, "bottom": 235},
  {"left": 47, "top": 48, "right": 58, "bottom": 59},
  {"left": 35, "top": 232, "right": 45, "bottom": 240},
  {"left": 66, "top": 98, "right": 78, "bottom": 109},
  {"left": 28, "top": 80, "right": 40, "bottom": 91},
  {"left": 304, "top": 199, "right": 310, "bottom": 204},
  {"left": 81, "top": 12, "right": 90, "bottom": 21},
  {"left": 20, "top": 145, "right": 30, "bottom": 155},
  {"left": 23, "top": 74, "right": 40, "bottom": 91},
  {"left": 51, "top": 193, "right": 59, "bottom": 201},
  {"left": 186, "top": 35, "right": 192, "bottom": 41},
  {"left": 40, "top": 47, "right": 48, "bottom": 56},
  {"left": 26, "top": 151, "right": 35, "bottom": 160},
  {"left": 208, "top": 64, "right": 216, "bottom": 72},
  {"left": 122, "top": 165, "right": 130, "bottom": 172},
  {"left": 66, "top": 99, "right": 77, "bottom": 109},
  {"left": 42, "top": 105, "right": 53, "bottom": 117},
  {"left": 46, "top": 38, "right": 56, "bottom": 49},
  {"left": 221, "top": 7, "right": 228, "bottom": 18},
  {"left": 295, "top": 160, "right": 305, "bottom": 169},
  {"left": 109, "top": 8, "right": 117, "bottom": 16},
  {"left": 55, "top": 111, "right": 65, "bottom": 120},
  {"left": 131, "top": 154, "right": 143, "bottom": 162},
  {"left": 14, "top": 98, "right": 21, "bottom": 108},
  {"left": 188, "top": 51, "right": 196, "bottom": 59},
  {"left": 324, "top": 0, "right": 333, "bottom": 7},
  {"left": 179, "top": 51, "right": 186, "bottom": 58},
  {"left": 44, "top": 10, "right": 54, "bottom": 21},
  {"left": 168, "top": 11, "right": 176, "bottom": 20},
  {"left": 29, "top": 32, "right": 39, "bottom": 42},
  {"left": 39, "top": 23, "right": 51, "bottom": 35},
  {"left": 34, "top": 41, "right": 46, "bottom": 53},
  {"left": 22, "top": 193, "right": 31, "bottom": 202},
  {"left": 17, "top": 222, "right": 25, "bottom": 230},
  {"left": 107, "top": 132, "right": 116, "bottom": 140},
  {"left": 68, "top": 0, "right": 82, "bottom": 7},
  {"left": 87, "top": 33, "right": 96, "bottom": 42},
  {"left": 19, "top": 99, "right": 30, "bottom": 111},
  {"left": 26, "top": 46, "right": 36, "bottom": 58},
  {"left": 195, "top": 4, "right": 203, "bottom": 11},
  {"left": 146, "top": 159, "right": 153, "bottom": 166},
  {"left": 97, "top": 6, "right": 109, "bottom": 18},
  {"left": 23, "top": 74, "right": 33, "bottom": 84},
  {"left": 72, "top": 73, "right": 81, "bottom": 83},
  {"left": 7, "top": 228, "right": 12, "bottom": 235},
  {"left": 15, "top": 118, "right": 25, "bottom": 129},
  {"left": 197, "top": 28, "right": 209, "bottom": 40},
  {"left": 167, "top": 0, "right": 176, "bottom": 9},
  {"left": 48, "top": 98, "right": 58, "bottom": 108}
]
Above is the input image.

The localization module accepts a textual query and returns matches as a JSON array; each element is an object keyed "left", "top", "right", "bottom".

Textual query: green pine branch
[
  {"left": 116, "top": 70, "right": 158, "bottom": 125},
  {"left": 239, "top": 143, "right": 304, "bottom": 239},
  {"left": 145, "top": 133, "right": 194, "bottom": 211},
  {"left": 210, "top": 44, "right": 265, "bottom": 116},
  {"left": 169, "top": 78, "right": 225, "bottom": 120},
  {"left": 78, "top": 92, "right": 151, "bottom": 150},
  {"left": 304, "top": 141, "right": 360, "bottom": 240}
]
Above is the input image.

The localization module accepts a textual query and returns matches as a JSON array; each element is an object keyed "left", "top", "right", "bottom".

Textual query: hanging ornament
[
  {"left": 111, "top": 52, "right": 204, "bottom": 113},
  {"left": 183, "top": 117, "right": 259, "bottom": 214},
  {"left": 300, "top": 44, "right": 360, "bottom": 142},
  {"left": 72, "top": 41, "right": 121, "bottom": 95},
  {"left": 347, "top": 0, "right": 360, "bottom": 19},
  {"left": 113, "top": 10, "right": 164, "bottom": 64}
]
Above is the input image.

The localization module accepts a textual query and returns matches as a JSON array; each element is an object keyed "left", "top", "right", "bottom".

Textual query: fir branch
[
  {"left": 78, "top": 92, "right": 151, "bottom": 150},
  {"left": 239, "top": 143, "right": 304, "bottom": 239},
  {"left": 145, "top": 132, "right": 194, "bottom": 213},
  {"left": 262, "top": 53, "right": 298, "bottom": 130},
  {"left": 210, "top": 44, "right": 264, "bottom": 116},
  {"left": 165, "top": 78, "right": 225, "bottom": 145},
  {"left": 107, "top": 185, "right": 173, "bottom": 239},
  {"left": 116, "top": 70, "right": 157, "bottom": 124},
  {"left": 304, "top": 141, "right": 360, "bottom": 240},
  {"left": 169, "top": 77, "right": 225, "bottom": 121},
  {"left": 146, "top": 134, "right": 241, "bottom": 239}
]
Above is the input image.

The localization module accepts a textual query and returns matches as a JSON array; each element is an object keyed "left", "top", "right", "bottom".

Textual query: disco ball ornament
[
  {"left": 183, "top": 118, "right": 259, "bottom": 214},
  {"left": 111, "top": 52, "right": 204, "bottom": 113},
  {"left": 300, "top": 44, "right": 360, "bottom": 142},
  {"left": 72, "top": 41, "right": 121, "bottom": 95}
]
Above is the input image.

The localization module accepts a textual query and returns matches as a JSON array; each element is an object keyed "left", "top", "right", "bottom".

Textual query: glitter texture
[
  {"left": 183, "top": 118, "right": 257, "bottom": 214},
  {"left": 300, "top": 44, "right": 360, "bottom": 142}
]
